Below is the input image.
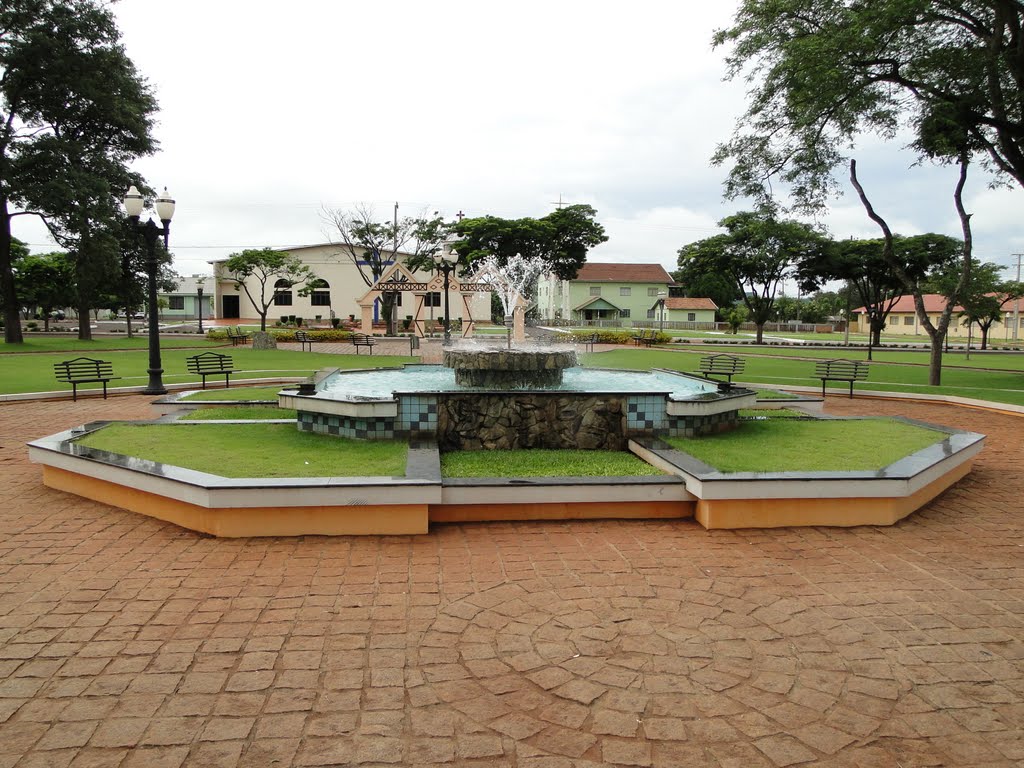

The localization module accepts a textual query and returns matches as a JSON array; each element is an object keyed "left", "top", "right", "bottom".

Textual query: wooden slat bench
[
  {"left": 580, "top": 333, "right": 598, "bottom": 353},
  {"left": 54, "top": 358, "right": 120, "bottom": 401},
  {"left": 350, "top": 333, "right": 376, "bottom": 355},
  {"left": 631, "top": 329, "right": 655, "bottom": 347},
  {"left": 814, "top": 358, "right": 869, "bottom": 398},
  {"left": 186, "top": 351, "right": 237, "bottom": 389},
  {"left": 695, "top": 354, "right": 745, "bottom": 385},
  {"left": 226, "top": 326, "right": 250, "bottom": 346},
  {"left": 295, "top": 330, "right": 315, "bottom": 352}
]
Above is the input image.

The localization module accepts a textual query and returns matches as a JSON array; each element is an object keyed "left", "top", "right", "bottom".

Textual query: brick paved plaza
[{"left": 1, "top": 395, "right": 1022, "bottom": 766}]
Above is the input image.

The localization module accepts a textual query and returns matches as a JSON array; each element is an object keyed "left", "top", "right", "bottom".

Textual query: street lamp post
[
  {"left": 657, "top": 290, "right": 667, "bottom": 334},
  {"left": 432, "top": 242, "right": 459, "bottom": 345},
  {"left": 124, "top": 185, "right": 175, "bottom": 395},
  {"left": 196, "top": 278, "right": 205, "bottom": 335}
]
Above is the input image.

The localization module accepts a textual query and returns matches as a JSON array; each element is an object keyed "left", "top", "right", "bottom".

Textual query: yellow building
[{"left": 854, "top": 294, "right": 1024, "bottom": 340}]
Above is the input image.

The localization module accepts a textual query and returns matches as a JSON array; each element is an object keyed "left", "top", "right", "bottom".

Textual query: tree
[
  {"left": 849, "top": 158, "right": 969, "bottom": 384},
  {"left": 454, "top": 204, "right": 608, "bottom": 281},
  {"left": 322, "top": 205, "right": 451, "bottom": 335},
  {"left": 929, "top": 260, "right": 1024, "bottom": 349},
  {"left": 14, "top": 250, "right": 75, "bottom": 330},
  {"left": 721, "top": 304, "right": 748, "bottom": 334},
  {"left": 671, "top": 257, "right": 742, "bottom": 310},
  {"left": 1, "top": 0, "right": 158, "bottom": 343},
  {"left": 713, "top": 1, "right": 1024, "bottom": 211},
  {"left": 676, "top": 210, "right": 828, "bottom": 343},
  {"left": 223, "top": 249, "right": 316, "bottom": 331}
]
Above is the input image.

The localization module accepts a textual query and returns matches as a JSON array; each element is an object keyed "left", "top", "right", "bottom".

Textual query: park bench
[
  {"left": 350, "top": 333, "right": 376, "bottom": 355},
  {"left": 226, "top": 326, "right": 250, "bottom": 346},
  {"left": 54, "top": 357, "right": 120, "bottom": 401},
  {"left": 186, "top": 351, "right": 237, "bottom": 389},
  {"left": 814, "top": 358, "right": 869, "bottom": 398},
  {"left": 580, "top": 333, "right": 598, "bottom": 353},
  {"left": 695, "top": 354, "right": 745, "bottom": 385},
  {"left": 295, "top": 330, "right": 315, "bottom": 352},
  {"left": 632, "top": 329, "right": 657, "bottom": 347}
]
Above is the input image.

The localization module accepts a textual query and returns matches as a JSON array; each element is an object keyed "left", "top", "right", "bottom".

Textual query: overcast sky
[{"left": 13, "top": 0, "right": 1024, "bottom": 283}]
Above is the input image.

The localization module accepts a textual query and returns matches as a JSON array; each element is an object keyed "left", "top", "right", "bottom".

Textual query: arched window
[
  {"left": 309, "top": 279, "right": 331, "bottom": 307},
  {"left": 273, "top": 279, "right": 293, "bottom": 306}
]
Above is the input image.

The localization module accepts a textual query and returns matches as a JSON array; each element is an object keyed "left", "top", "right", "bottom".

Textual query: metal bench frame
[
  {"left": 226, "top": 327, "right": 250, "bottom": 346},
  {"left": 350, "top": 333, "right": 376, "bottom": 355},
  {"left": 814, "top": 358, "right": 869, "bottom": 398},
  {"left": 695, "top": 354, "right": 745, "bottom": 386},
  {"left": 186, "top": 352, "right": 237, "bottom": 389},
  {"left": 295, "top": 330, "right": 314, "bottom": 352},
  {"left": 54, "top": 357, "right": 120, "bottom": 401}
]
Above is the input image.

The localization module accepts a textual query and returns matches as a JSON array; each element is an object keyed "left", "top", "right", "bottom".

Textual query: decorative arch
[{"left": 355, "top": 262, "right": 492, "bottom": 337}]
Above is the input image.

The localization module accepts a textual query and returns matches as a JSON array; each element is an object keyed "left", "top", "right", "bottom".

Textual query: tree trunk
[
  {"left": 755, "top": 323, "right": 764, "bottom": 343},
  {"left": 928, "top": 334, "right": 944, "bottom": 386},
  {"left": 0, "top": 202, "right": 24, "bottom": 344}
]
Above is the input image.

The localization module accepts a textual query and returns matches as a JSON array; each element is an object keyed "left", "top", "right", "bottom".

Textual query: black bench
[
  {"left": 350, "top": 333, "right": 376, "bottom": 355},
  {"left": 695, "top": 354, "right": 745, "bottom": 385},
  {"left": 580, "top": 333, "right": 598, "bottom": 353},
  {"left": 295, "top": 330, "right": 315, "bottom": 352},
  {"left": 186, "top": 351, "right": 237, "bottom": 389},
  {"left": 226, "top": 326, "right": 250, "bottom": 346},
  {"left": 814, "top": 358, "right": 869, "bottom": 398},
  {"left": 54, "top": 357, "right": 120, "bottom": 401},
  {"left": 632, "top": 329, "right": 655, "bottom": 347}
]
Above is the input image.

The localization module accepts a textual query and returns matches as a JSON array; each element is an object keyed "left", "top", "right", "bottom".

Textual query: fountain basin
[
  {"left": 280, "top": 364, "right": 756, "bottom": 450},
  {"left": 444, "top": 348, "right": 577, "bottom": 388}
]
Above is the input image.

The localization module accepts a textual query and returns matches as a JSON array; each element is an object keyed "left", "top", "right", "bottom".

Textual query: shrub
[
  {"left": 331, "top": 317, "right": 341, "bottom": 328},
  {"left": 280, "top": 315, "right": 288, "bottom": 324},
  {"left": 271, "top": 329, "right": 354, "bottom": 343},
  {"left": 295, "top": 317, "right": 303, "bottom": 327},
  {"left": 26, "top": 321, "right": 38, "bottom": 331},
  {"left": 567, "top": 329, "right": 636, "bottom": 345}
]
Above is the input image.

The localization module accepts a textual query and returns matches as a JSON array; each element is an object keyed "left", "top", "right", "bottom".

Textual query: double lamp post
[
  {"left": 123, "top": 185, "right": 175, "bottom": 395},
  {"left": 432, "top": 241, "right": 459, "bottom": 345}
]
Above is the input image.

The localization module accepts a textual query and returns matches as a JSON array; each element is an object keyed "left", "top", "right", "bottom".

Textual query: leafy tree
[
  {"left": 1, "top": 0, "right": 158, "bottom": 343},
  {"left": 721, "top": 304, "right": 748, "bottom": 334},
  {"left": 849, "top": 159, "right": 969, "bottom": 384},
  {"left": 929, "top": 260, "right": 1024, "bottom": 349},
  {"left": 223, "top": 249, "right": 316, "bottom": 331},
  {"left": 676, "top": 210, "right": 828, "bottom": 343},
  {"left": 671, "top": 257, "right": 742, "bottom": 310},
  {"left": 454, "top": 204, "right": 608, "bottom": 281},
  {"left": 321, "top": 205, "right": 451, "bottom": 335},
  {"left": 713, "top": 1, "right": 1024, "bottom": 211},
  {"left": 14, "top": 250, "right": 75, "bottom": 330}
]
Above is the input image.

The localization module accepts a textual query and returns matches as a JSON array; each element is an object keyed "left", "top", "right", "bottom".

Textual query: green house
[{"left": 537, "top": 263, "right": 675, "bottom": 326}]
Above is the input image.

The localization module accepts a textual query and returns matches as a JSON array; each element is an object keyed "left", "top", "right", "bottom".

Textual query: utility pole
[{"left": 1013, "top": 253, "right": 1023, "bottom": 342}]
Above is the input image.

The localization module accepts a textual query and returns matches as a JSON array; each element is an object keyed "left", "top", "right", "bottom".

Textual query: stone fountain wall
[
  {"left": 436, "top": 393, "right": 626, "bottom": 450},
  {"left": 443, "top": 349, "right": 577, "bottom": 389}
]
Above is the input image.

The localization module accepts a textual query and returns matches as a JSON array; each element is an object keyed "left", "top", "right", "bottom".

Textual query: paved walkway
[{"left": 0, "top": 395, "right": 1022, "bottom": 767}]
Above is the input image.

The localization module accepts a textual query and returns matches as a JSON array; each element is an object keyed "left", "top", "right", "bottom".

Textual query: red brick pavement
[{"left": 0, "top": 394, "right": 1022, "bottom": 766}]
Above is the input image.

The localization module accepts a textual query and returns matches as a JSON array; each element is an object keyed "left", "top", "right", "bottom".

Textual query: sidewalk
[{"left": 0, "top": 396, "right": 1021, "bottom": 766}]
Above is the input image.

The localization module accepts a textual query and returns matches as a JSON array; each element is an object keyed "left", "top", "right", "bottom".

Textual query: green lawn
[
  {"left": 75, "top": 423, "right": 408, "bottom": 478},
  {"left": 666, "top": 418, "right": 946, "bottom": 472},
  {"left": 441, "top": 449, "right": 664, "bottom": 477},
  {"left": 0, "top": 335, "right": 221, "bottom": 354},
  {"left": 181, "top": 386, "right": 288, "bottom": 401},
  {"left": 180, "top": 406, "right": 296, "bottom": 420},
  {"left": 583, "top": 348, "right": 1024, "bottom": 406},
  {"left": 0, "top": 346, "right": 414, "bottom": 396}
]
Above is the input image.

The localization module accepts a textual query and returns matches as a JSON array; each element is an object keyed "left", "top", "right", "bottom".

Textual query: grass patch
[
  {"left": 739, "top": 409, "right": 809, "bottom": 419},
  {"left": 0, "top": 347, "right": 414, "bottom": 396},
  {"left": 180, "top": 406, "right": 296, "bottom": 421},
  {"left": 581, "top": 348, "right": 1024, "bottom": 406},
  {"left": 75, "top": 423, "right": 407, "bottom": 478},
  {"left": 0, "top": 336, "right": 222, "bottom": 354},
  {"left": 666, "top": 418, "right": 946, "bottom": 473},
  {"left": 752, "top": 389, "right": 799, "bottom": 400},
  {"left": 181, "top": 386, "right": 286, "bottom": 401},
  {"left": 441, "top": 449, "right": 664, "bottom": 478}
]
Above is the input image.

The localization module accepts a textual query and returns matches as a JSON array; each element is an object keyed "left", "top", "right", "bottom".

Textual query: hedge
[{"left": 205, "top": 328, "right": 356, "bottom": 343}]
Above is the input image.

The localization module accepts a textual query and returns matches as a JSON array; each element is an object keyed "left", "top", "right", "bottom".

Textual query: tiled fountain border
[{"left": 28, "top": 416, "right": 983, "bottom": 535}]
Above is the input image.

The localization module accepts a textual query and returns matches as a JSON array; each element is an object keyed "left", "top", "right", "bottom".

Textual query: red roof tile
[
  {"left": 666, "top": 297, "right": 718, "bottom": 311},
  {"left": 575, "top": 263, "right": 673, "bottom": 283}
]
